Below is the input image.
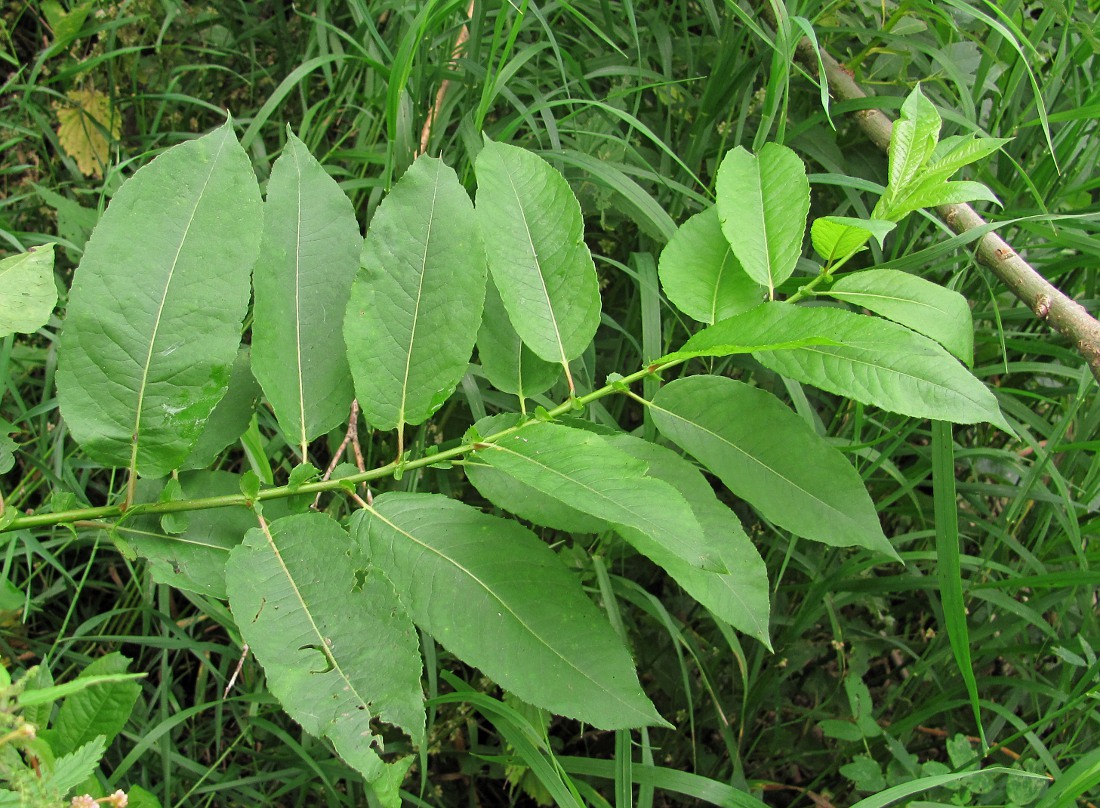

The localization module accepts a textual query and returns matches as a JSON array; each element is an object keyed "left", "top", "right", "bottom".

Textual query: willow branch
[{"left": 793, "top": 35, "right": 1100, "bottom": 384}]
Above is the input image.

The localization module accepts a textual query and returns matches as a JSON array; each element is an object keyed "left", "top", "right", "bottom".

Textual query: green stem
[{"left": 0, "top": 360, "right": 680, "bottom": 534}]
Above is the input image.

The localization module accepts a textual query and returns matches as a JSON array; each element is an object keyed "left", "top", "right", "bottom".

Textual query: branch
[{"left": 793, "top": 33, "right": 1100, "bottom": 384}]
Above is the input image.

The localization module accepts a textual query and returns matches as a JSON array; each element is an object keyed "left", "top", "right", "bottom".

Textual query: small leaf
[
  {"left": 346, "top": 154, "right": 486, "bottom": 432},
  {"left": 56, "top": 121, "right": 263, "bottom": 477},
  {"left": 225, "top": 512, "right": 425, "bottom": 782},
  {"left": 55, "top": 89, "right": 121, "bottom": 179},
  {"left": 475, "top": 138, "right": 601, "bottom": 369},
  {"left": 251, "top": 131, "right": 361, "bottom": 451},
  {"left": 841, "top": 756, "right": 887, "bottom": 793},
  {"left": 650, "top": 376, "right": 896, "bottom": 557},
  {"left": 476, "top": 422, "right": 720, "bottom": 571},
  {"left": 49, "top": 736, "right": 107, "bottom": 798},
  {"left": 716, "top": 143, "right": 810, "bottom": 296},
  {"left": 354, "top": 492, "right": 666, "bottom": 729},
  {"left": 0, "top": 244, "right": 57, "bottom": 338},
  {"left": 824, "top": 269, "right": 974, "bottom": 365},
  {"left": 891, "top": 179, "right": 1000, "bottom": 217},
  {"left": 476, "top": 278, "right": 561, "bottom": 399},
  {"left": 52, "top": 653, "right": 140, "bottom": 755},
  {"left": 658, "top": 207, "right": 763, "bottom": 324},
  {"left": 810, "top": 217, "right": 896, "bottom": 264},
  {"left": 881, "top": 85, "right": 941, "bottom": 207}
]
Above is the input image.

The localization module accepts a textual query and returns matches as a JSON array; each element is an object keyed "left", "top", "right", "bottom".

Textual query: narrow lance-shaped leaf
[
  {"left": 658, "top": 207, "right": 763, "bottom": 324},
  {"left": 716, "top": 143, "right": 810, "bottom": 296},
  {"left": 57, "top": 121, "right": 262, "bottom": 479},
  {"left": 476, "top": 278, "right": 561, "bottom": 400},
  {"left": 225, "top": 512, "right": 425, "bottom": 783},
  {"left": 345, "top": 154, "right": 486, "bottom": 434},
  {"left": 604, "top": 435, "right": 772, "bottom": 646},
  {"left": 475, "top": 422, "right": 721, "bottom": 571},
  {"left": 465, "top": 415, "right": 606, "bottom": 534},
  {"left": 0, "top": 244, "right": 57, "bottom": 337},
  {"left": 352, "top": 492, "right": 667, "bottom": 730},
  {"left": 251, "top": 130, "right": 361, "bottom": 454},
  {"left": 650, "top": 376, "right": 897, "bottom": 558},
  {"left": 670, "top": 303, "right": 1007, "bottom": 429},
  {"left": 824, "top": 269, "right": 974, "bottom": 365},
  {"left": 475, "top": 139, "right": 601, "bottom": 385},
  {"left": 874, "top": 84, "right": 942, "bottom": 221}
]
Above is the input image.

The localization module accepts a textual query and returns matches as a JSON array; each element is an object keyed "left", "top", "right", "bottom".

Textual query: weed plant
[{"left": 1, "top": 1, "right": 1098, "bottom": 806}]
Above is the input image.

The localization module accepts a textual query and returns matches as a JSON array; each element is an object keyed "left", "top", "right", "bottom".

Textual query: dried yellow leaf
[{"left": 56, "top": 89, "right": 121, "bottom": 178}]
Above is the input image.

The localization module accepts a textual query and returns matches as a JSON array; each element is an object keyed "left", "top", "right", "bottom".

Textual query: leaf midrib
[
  {"left": 497, "top": 154, "right": 570, "bottom": 368},
  {"left": 648, "top": 398, "right": 870, "bottom": 535},
  {"left": 368, "top": 502, "right": 653, "bottom": 723},
  {"left": 398, "top": 160, "right": 443, "bottom": 429},
  {"left": 128, "top": 132, "right": 230, "bottom": 476}
]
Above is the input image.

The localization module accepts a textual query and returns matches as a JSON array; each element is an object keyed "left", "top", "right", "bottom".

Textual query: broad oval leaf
[
  {"left": 604, "top": 435, "right": 771, "bottom": 646},
  {"left": 474, "top": 139, "right": 601, "bottom": 368},
  {"left": 673, "top": 303, "right": 1006, "bottom": 428},
  {"left": 476, "top": 278, "right": 561, "bottom": 399},
  {"left": 345, "top": 154, "right": 486, "bottom": 431},
  {"left": 810, "top": 217, "right": 896, "bottom": 264},
  {"left": 824, "top": 269, "right": 974, "bottom": 365},
  {"left": 352, "top": 492, "right": 666, "bottom": 729},
  {"left": 650, "top": 376, "right": 896, "bottom": 558},
  {"left": 716, "top": 143, "right": 810, "bottom": 295},
  {"left": 226, "top": 512, "right": 425, "bottom": 782},
  {"left": 476, "top": 421, "right": 720, "bottom": 571},
  {"left": 251, "top": 131, "right": 361, "bottom": 451},
  {"left": 658, "top": 207, "right": 763, "bottom": 324},
  {"left": 0, "top": 244, "right": 57, "bottom": 337},
  {"left": 56, "top": 121, "right": 262, "bottom": 477}
]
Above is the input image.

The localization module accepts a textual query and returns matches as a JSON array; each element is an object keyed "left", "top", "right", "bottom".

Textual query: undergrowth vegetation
[{"left": 1, "top": 1, "right": 1098, "bottom": 806}]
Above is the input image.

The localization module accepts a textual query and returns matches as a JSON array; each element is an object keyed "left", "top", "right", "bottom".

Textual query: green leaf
[
  {"left": 650, "top": 376, "right": 896, "bottom": 557},
  {"left": 475, "top": 422, "right": 720, "bottom": 571},
  {"left": 353, "top": 492, "right": 666, "bottom": 729},
  {"left": 225, "top": 512, "right": 424, "bottom": 783},
  {"left": 465, "top": 416, "right": 606, "bottom": 535},
  {"left": 0, "top": 244, "right": 57, "bottom": 337},
  {"left": 825, "top": 269, "right": 974, "bottom": 365},
  {"left": 810, "top": 217, "right": 896, "bottom": 264},
  {"left": 841, "top": 756, "right": 887, "bottom": 793},
  {"left": 674, "top": 304, "right": 1004, "bottom": 427},
  {"left": 747, "top": 304, "right": 1008, "bottom": 428},
  {"left": 53, "top": 652, "right": 141, "bottom": 755},
  {"left": 476, "top": 278, "right": 561, "bottom": 399},
  {"left": 474, "top": 139, "right": 601, "bottom": 370},
  {"left": 34, "top": 185, "right": 98, "bottom": 261},
  {"left": 346, "top": 154, "right": 486, "bottom": 432},
  {"left": 56, "top": 121, "right": 263, "bottom": 478},
  {"left": 604, "top": 435, "right": 771, "bottom": 646},
  {"left": 716, "top": 143, "right": 810, "bottom": 295},
  {"left": 179, "top": 346, "right": 261, "bottom": 470},
  {"left": 890, "top": 179, "right": 1000, "bottom": 217},
  {"left": 880, "top": 85, "right": 942, "bottom": 211},
  {"left": 251, "top": 131, "right": 361, "bottom": 451},
  {"left": 658, "top": 207, "right": 763, "bottom": 324},
  {"left": 49, "top": 736, "right": 106, "bottom": 799},
  {"left": 923, "top": 134, "right": 1011, "bottom": 186},
  {"left": 0, "top": 418, "right": 16, "bottom": 474}
]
